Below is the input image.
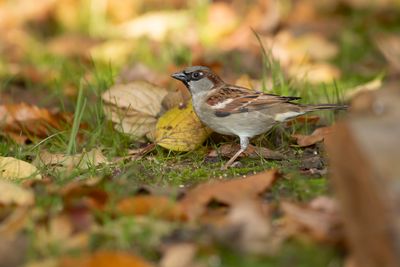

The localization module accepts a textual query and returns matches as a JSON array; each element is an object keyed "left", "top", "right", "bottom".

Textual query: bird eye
[{"left": 191, "top": 71, "right": 203, "bottom": 80}]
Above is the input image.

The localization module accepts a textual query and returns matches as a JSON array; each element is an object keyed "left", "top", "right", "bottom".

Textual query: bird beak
[{"left": 171, "top": 71, "right": 188, "bottom": 83}]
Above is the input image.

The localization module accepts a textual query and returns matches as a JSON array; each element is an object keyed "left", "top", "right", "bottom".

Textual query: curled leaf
[
  {"left": 292, "top": 126, "right": 333, "bottom": 147},
  {"left": 102, "top": 81, "right": 168, "bottom": 138}
]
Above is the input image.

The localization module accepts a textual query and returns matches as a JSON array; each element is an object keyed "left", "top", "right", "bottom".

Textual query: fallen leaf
[
  {"left": 0, "top": 157, "right": 41, "bottom": 180},
  {"left": 35, "top": 214, "right": 90, "bottom": 256},
  {"left": 0, "top": 181, "right": 34, "bottom": 237},
  {"left": 117, "top": 195, "right": 185, "bottom": 221},
  {"left": 292, "top": 126, "right": 333, "bottom": 147},
  {"left": 60, "top": 178, "right": 108, "bottom": 211},
  {"left": 281, "top": 196, "right": 344, "bottom": 244},
  {"left": 286, "top": 115, "right": 320, "bottom": 126},
  {"left": 106, "top": 0, "right": 141, "bottom": 23},
  {"left": 114, "top": 143, "right": 156, "bottom": 162},
  {"left": 155, "top": 102, "right": 212, "bottom": 151},
  {"left": 4, "top": 63, "right": 58, "bottom": 85},
  {"left": 375, "top": 33, "right": 400, "bottom": 73},
  {"left": 0, "top": 0, "right": 56, "bottom": 30},
  {"left": 115, "top": 10, "right": 189, "bottom": 41},
  {"left": 264, "top": 31, "right": 339, "bottom": 66},
  {"left": 53, "top": 0, "right": 82, "bottom": 31},
  {"left": 47, "top": 34, "right": 100, "bottom": 60},
  {"left": 180, "top": 169, "right": 279, "bottom": 220},
  {"left": 34, "top": 148, "right": 108, "bottom": 171},
  {"left": 0, "top": 103, "right": 71, "bottom": 144},
  {"left": 0, "top": 234, "right": 28, "bottom": 267},
  {"left": 160, "top": 243, "right": 197, "bottom": 267},
  {"left": 345, "top": 76, "right": 382, "bottom": 101},
  {"left": 201, "top": 2, "right": 238, "bottom": 45},
  {"left": 208, "top": 144, "right": 285, "bottom": 161},
  {"left": 59, "top": 250, "right": 153, "bottom": 267},
  {"left": 116, "top": 63, "right": 169, "bottom": 85},
  {"left": 215, "top": 200, "right": 284, "bottom": 254},
  {"left": 102, "top": 81, "right": 168, "bottom": 138},
  {"left": 288, "top": 62, "right": 341, "bottom": 84},
  {"left": 90, "top": 40, "right": 137, "bottom": 66},
  {"left": 0, "top": 180, "right": 34, "bottom": 206}
]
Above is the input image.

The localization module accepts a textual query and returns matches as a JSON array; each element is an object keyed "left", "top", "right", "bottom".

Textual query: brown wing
[{"left": 206, "top": 85, "right": 300, "bottom": 117}]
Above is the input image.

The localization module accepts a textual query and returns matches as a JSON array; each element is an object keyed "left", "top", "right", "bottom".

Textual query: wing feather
[{"left": 206, "top": 85, "right": 300, "bottom": 116}]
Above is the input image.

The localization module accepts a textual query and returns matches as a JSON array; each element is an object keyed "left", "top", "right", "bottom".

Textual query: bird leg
[{"left": 221, "top": 137, "right": 249, "bottom": 170}]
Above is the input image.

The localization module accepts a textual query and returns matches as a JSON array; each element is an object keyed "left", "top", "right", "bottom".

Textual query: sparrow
[{"left": 171, "top": 66, "right": 346, "bottom": 170}]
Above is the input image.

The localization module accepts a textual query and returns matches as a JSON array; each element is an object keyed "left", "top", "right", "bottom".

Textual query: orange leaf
[
  {"left": 292, "top": 126, "right": 333, "bottom": 147},
  {"left": 117, "top": 195, "right": 185, "bottom": 221},
  {"left": 0, "top": 103, "right": 72, "bottom": 143},
  {"left": 286, "top": 115, "right": 320, "bottom": 126},
  {"left": 59, "top": 250, "right": 153, "bottom": 267},
  {"left": 180, "top": 169, "right": 279, "bottom": 220},
  {"left": 281, "top": 196, "right": 343, "bottom": 244}
]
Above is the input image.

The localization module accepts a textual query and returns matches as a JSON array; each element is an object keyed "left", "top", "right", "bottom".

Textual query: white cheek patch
[
  {"left": 211, "top": 98, "right": 234, "bottom": 109},
  {"left": 274, "top": 111, "right": 304, "bottom": 122}
]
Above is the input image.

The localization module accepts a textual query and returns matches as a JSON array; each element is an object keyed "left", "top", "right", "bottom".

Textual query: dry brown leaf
[
  {"left": 102, "top": 81, "right": 168, "bottom": 138},
  {"left": 0, "top": 181, "right": 34, "bottom": 237},
  {"left": 0, "top": 103, "right": 71, "bottom": 144},
  {"left": 0, "top": 157, "right": 41, "bottom": 180},
  {"left": 155, "top": 102, "right": 212, "bottom": 151},
  {"left": 34, "top": 149, "right": 108, "bottom": 171},
  {"left": 216, "top": 200, "right": 285, "bottom": 254},
  {"left": 244, "top": 0, "right": 282, "bottom": 33},
  {"left": 160, "top": 243, "right": 198, "bottom": 267},
  {"left": 117, "top": 195, "right": 185, "bottom": 221},
  {"left": 374, "top": 33, "right": 400, "bottom": 73},
  {"left": 35, "top": 214, "right": 90, "bottom": 255},
  {"left": 60, "top": 178, "right": 108, "bottom": 211},
  {"left": 116, "top": 63, "right": 168, "bottom": 85},
  {"left": 53, "top": 0, "right": 81, "bottom": 31},
  {"left": 292, "top": 126, "right": 333, "bottom": 147},
  {"left": 47, "top": 34, "right": 100, "bottom": 59},
  {"left": 106, "top": 0, "right": 141, "bottom": 23},
  {"left": 201, "top": 2, "right": 238, "bottom": 44},
  {"left": 90, "top": 40, "right": 137, "bottom": 66},
  {"left": 281, "top": 196, "right": 344, "bottom": 244},
  {"left": 180, "top": 169, "right": 279, "bottom": 220},
  {"left": 264, "top": 31, "right": 339, "bottom": 66},
  {"left": 115, "top": 10, "right": 189, "bottom": 41},
  {"left": 0, "top": 234, "right": 28, "bottom": 267},
  {"left": 208, "top": 144, "right": 284, "bottom": 161},
  {"left": 288, "top": 63, "right": 341, "bottom": 84},
  {"left": 4, "top": 63, "right": 58, "bottom": 85},
  {"left": 344, "top": 76, "right": 382, "bottom": 101},
  {"left": 0, "top": 28, "right": 39, "bottom": 63},
  {"left": 0, "top": 0, "right": 56, "bottom": 30},
  {"left": 0, "top": 180, "right": 34, "bottom": 206},
  {"left": 59, "top": 250, "right": 154, "bottom": 267},
  {"left": 286, "top": 115, "right": 321, "bottom": 126}
]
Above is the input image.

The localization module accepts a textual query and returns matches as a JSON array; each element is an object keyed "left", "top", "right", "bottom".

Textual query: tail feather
[{"left": 303, "top": 104, "right": 348, "bottom": 112}]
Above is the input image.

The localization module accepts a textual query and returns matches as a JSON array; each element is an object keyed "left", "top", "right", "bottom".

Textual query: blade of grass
[{"left": 67, "top": 81, "right": 87, "bottom": 155}]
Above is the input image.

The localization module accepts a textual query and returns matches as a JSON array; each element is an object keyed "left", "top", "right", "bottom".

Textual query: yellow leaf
[
  {"left": 0, "top": 157, "right": 41, "bottom": 180},
  {"left": 155, "top": 102, "right": 212, "bottom": 152}
]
